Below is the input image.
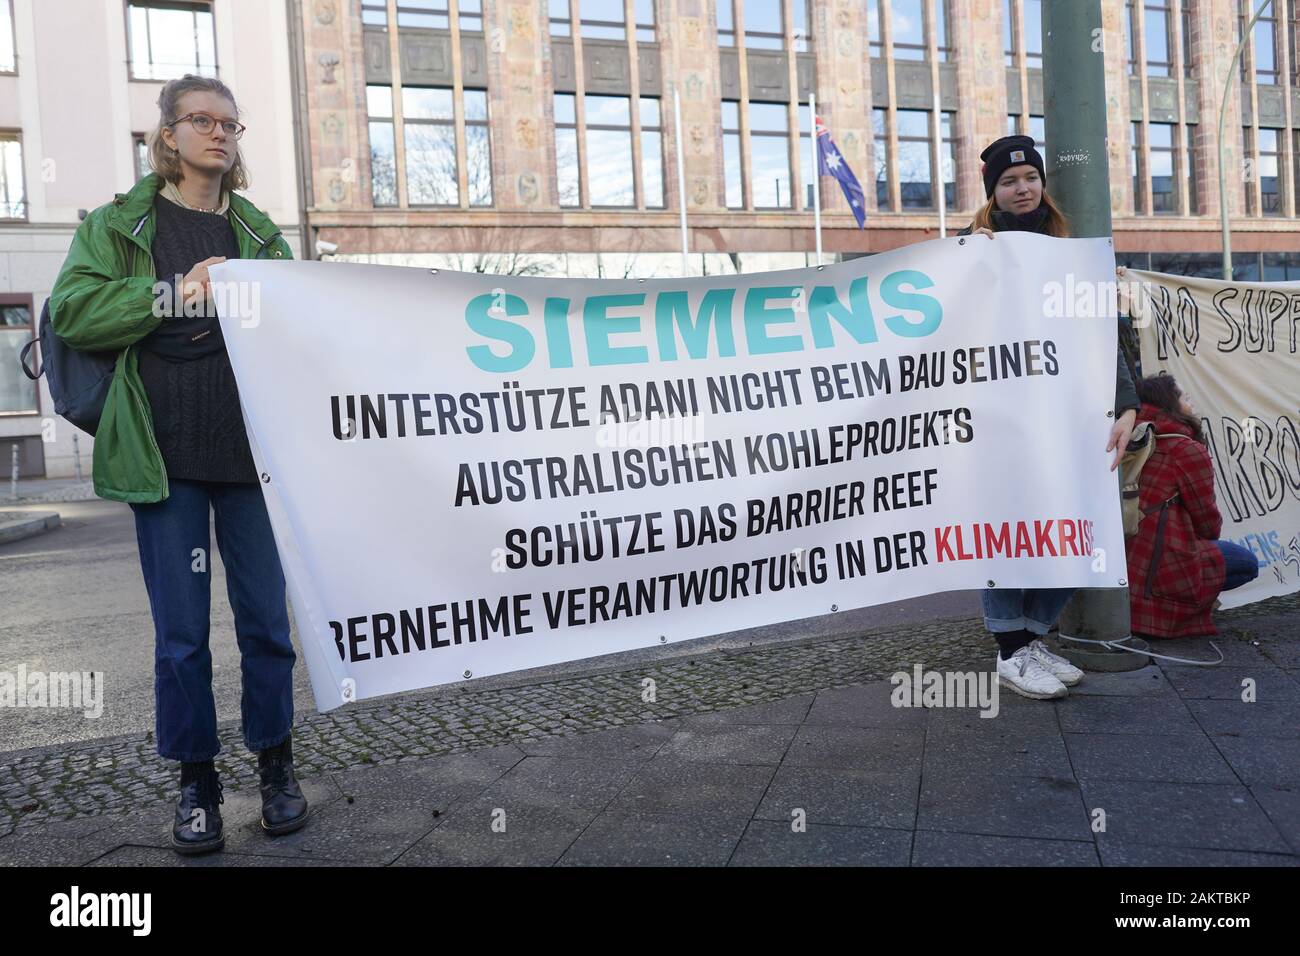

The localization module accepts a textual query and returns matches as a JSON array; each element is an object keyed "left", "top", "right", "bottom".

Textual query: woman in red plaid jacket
[{"left": 1127, "top": 374, "right": 1259, "bottom": 638}]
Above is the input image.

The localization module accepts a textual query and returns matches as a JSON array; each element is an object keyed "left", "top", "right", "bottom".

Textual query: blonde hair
[
  {"left": 970, "top": 189, "right": 1071, "bottom": 237},
  {"left": 147, "top": 74, "right": 249, "bottom": 191}
]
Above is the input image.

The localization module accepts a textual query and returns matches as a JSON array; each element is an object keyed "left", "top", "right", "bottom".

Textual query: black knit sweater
[{"left": 137, "top": 194, "right": 258, "bottom": 484}]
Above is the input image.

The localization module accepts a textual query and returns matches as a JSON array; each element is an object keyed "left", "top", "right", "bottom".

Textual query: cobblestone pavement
[{"left": 0, "top": 594, "right": 1296, "bottom": 865}]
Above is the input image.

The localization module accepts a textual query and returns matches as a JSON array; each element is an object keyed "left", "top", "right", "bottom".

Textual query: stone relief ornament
[
  {"left": 691, "top": 178, "right": 709, "bottom": 206},
  {"left": 321, "top": 113, "right": 343, "bottom": 142},
  {"left": 328, "top": 176, "right": 345, "bottom": 203},
  {"left": 684, "top": 72, "right": 703, "bottom": 100},
  {"left": 682, "top": 19, "right": 702, "bottom": 48},
  {"left": 314, "top": 0, "right": 335, "bottom": 26},
  {"left": 517, "top": 172, "right": 540, "bottom": 205},
  {"left": 509, "top": 5, "right": 534, "bottom": 41},
  {"left": 516, "top": 117, "right": 539, "bottom": 150},
  {"left": 318, "top": 52, "right": 340, "bottom": 84},
  {"left": 837, "top": 32, "right": 854, "bottom": 57}
]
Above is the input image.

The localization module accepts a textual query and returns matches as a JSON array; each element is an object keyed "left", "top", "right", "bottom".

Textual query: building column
[
  {"left": 660, "top": 1, "right": 724, "bottom": 216},
  {"left": 297, "top": 0, "right": 370, "bottom": 213},
  {"left": 810, "top": 0, "right": 873, "bottom": 223},
  {"left": 1192, "top": 0, "right": 1245, "bottom": 219},
  {"left": 1101, "top": 0, "right": 1135, "bottom": 216},
  {"left": 484, "top": 1, "right": 554, "bottom": 210},
  {"left": 953, "top": 0, "right": 1009, "bottom": 212}
]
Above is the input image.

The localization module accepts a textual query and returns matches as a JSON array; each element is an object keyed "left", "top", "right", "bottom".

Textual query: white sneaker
[
  {"left": 997, "top": 645, "right": 1068, "bottom": 700},
  {"left": 1028, "top": 638, "right": 1084, "bottom": 687}
]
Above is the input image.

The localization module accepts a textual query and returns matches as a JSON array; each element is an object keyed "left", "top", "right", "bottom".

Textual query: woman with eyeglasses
[{"left": 50, "top": 74, "right": 304, "bottom": 855}]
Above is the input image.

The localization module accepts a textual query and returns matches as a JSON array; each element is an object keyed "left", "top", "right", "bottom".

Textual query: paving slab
[
  {"left": 1063, "top": 732, "right": 1238, "bottom": 784},
  {"left": 918, "top": 772, "right": 1091, "bottom": 842},
  {"left": 911, "top": 830, "right": 1099, "bottom": 867},
  {"left": 1081, "top": 780, "right": 1289, "bottom": 854},
  {"left": 558, "top": 809, "right": 749, "bottom": 866},
  {"left": 608, "top": 758, "right": 775, "bottom": 817},
  {"left": 783, "top": 724, "right": 925, "bottom": 773},
  {"left": 754, "top": 765, "right": 919, "bottom": 830},
  {"left": 729, "top": 820, "right": 913, "bottom": 866}
]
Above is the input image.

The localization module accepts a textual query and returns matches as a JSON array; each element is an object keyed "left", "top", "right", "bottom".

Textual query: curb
[{"left": 0, "top": 510, "right": 61, "bottom": 545}]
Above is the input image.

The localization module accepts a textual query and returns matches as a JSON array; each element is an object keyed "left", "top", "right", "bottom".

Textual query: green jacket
[{"left": 49, "top": 172, "right": 293, "bottom": 503}]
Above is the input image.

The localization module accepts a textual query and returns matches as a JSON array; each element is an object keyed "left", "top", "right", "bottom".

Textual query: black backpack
[{"left": 18, "top": 299, "right": 118, "bottom": 436}]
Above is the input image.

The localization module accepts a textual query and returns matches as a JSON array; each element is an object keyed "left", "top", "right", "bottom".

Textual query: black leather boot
[
  {"left": 258, "top": 735, "right": 309, "bottom": 835},
  {"left": 171, "top": 761, "right": 224, "bottom": 855}
]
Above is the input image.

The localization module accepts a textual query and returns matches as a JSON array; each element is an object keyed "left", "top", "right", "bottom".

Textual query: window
[
  {"left": 1258, "top": 126, "right": 1281, "bottom": 215},
  {"left": 555, "top": 93, "right": 580, "bottom": 206},
  {"left": 874, "top": 108, "right": 891, "bottom": 210},
  {"left": 869, "top": 0, "right": 881, "bottom": 55},
  {"left": 549, "top": 0, "right": 570, "bottom": 37},
  {"left": 367, "top": 85, "right": 397, "bottom": 207},
  {"left": 393, "top": 1, "right": 484, "bottom": 31},
  {"left": 459, "top": 0, "right": 483, "bottom": 33},
  {"left": 585, "top": 94, "right": 635, "bottom": 206},
  {"left": 0, "top": 131, "right": 24, "bottom": 220},
  {"left": 891, "top": 0, "right": 927, "bottom": 61},
  {"left": 133, "top": 133, "right": 149, "bottom": 182},
  {"left": 404, "top": 87, "right": 492, "bottom": 206},
  {"left": 1239, "top": 0, "right": 1279, "bottom": 84},
  {"left": 1124, "top": 1, "right": 1137, "bottom": 75},
  {"left": 1180, "top": 0, "right": 1194, "bottom": 77},
  {"left": 635, "top": 0, "right": 656, "bottom": 43},
  {"left": 1292, "top": 5, "right": 1300, "bottom": 83},
  {"left": 361, "top": 0, "right": 388, "bottom": 28},
  {"left": 722, "top": 100, "right": 743, "bottom": 208},
  {"left": 0, "top": 0, "right": 15, "bottom": 73},
  {"left": 463, "top": 90, "right": 493, "bottom": 205},
  {"left": 580, "top": 0, "right": 625, "bottom": 41},
  {"left": 935, "top": 0, "right": 952, "bottom": 61},
  {"left": 1004, "top": 0, "right": 1016, "bottom": 66},
  {"left": 1185, "top": 129, "right": 1199, "bottom": 214},
  {"left": 396, "top": 1, "right": 448, "bottom": 29},
  {"left": 800, "top": 104, "right": 814, "bottom": 208},
  {"left": 940, "top": 111, "right": 956, "bottom": 207},
  {"left": 896, "top": 109, "right": 933, "bottom": 209},
  {"left": 1144, "top": 1, "right": 1173, "bottom": 77},
  {"left": 745, "top": 1, "right": 784, "bottom": 50},
  {"left": 641, "top": 97, "right": 664, "bottom": 208},
  {"left": 126, "top": 1, "right": 216, "bottom": 81},
  {"left": 1149, "top": 122, "right": 1176, "bottom": 212},
  {"left": 0, "top": 295, "right": 36, "bottom": 414},
  {"left": 1131, "top": 122, "right": 1146, "bottom": 214},
  {"left": 1242, "top": 126, "right": 1255, "bottom": 215},
  {"left": 1263, "top": 252, "right": 1300, "bottom": 280},
  {"left": 718, "top": 0, "right": 735, "bottom": 48},
  {"left": 749, "top": 101, "right": 792, "bottom": 208},
  {"left": 1030, "top": 114, "right": 1046, "bottom": 157},
  {"left": 1022, "top": 0, "right": 1042, "bottom": 67}
]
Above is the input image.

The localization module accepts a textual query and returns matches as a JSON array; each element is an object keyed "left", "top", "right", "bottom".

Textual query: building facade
[
  {"left": 293, "top": 0, "right": 1300, "bottom": 280},
  {"left": 0, "top": 0, "right": 304, "bottom": 479}
]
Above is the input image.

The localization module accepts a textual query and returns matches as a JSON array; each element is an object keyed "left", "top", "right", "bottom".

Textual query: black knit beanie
[{"left": 981, "top": 135, "right": 1046, "bottom": 198}]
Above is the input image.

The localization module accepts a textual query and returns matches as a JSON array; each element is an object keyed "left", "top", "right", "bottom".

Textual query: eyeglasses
[{"left": 167, "top": 112, "right": 246, "bottom": 139}]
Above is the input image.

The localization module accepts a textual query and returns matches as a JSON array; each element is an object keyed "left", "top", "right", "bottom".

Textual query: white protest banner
[
  {"left": 212, "top": 233, "right": 1125, "bottom": 713},
  {"left": 1130, "top": 269, "right": 1300, "bottom": 608}
]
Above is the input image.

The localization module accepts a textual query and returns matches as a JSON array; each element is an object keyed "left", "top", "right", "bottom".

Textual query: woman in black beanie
[{"left": 959, "top": 135, "right": 1141, "bottom": 700}]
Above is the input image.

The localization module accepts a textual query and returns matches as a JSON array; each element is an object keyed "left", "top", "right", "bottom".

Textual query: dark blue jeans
[
  {"left": 1214, "top": 540, "right": 1260, "bottom": 592},
  {"left": 131, "top": 479, "right": 295, "bottom": 762}
]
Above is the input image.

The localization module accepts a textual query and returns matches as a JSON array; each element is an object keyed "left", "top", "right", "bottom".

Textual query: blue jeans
[
  {"left": 982, "top": 587, "right": 1077, "bottom": 637},
  {"left": 1214, "top": 540, "right": 1260, "bottom": 592},
  {"left": 131, "top": 479, "right": 295, "bottom": 762}
]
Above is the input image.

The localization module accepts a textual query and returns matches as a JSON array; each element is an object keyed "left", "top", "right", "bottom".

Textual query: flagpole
[
  {"left": 810, "top": 93, "right": 822, "bottom": 266},
  {"left": 673, "top": 90, "right": 689, "bottom": 276},
  {"left": 933, "top": 89, "right": 946, "bottom": 238}
]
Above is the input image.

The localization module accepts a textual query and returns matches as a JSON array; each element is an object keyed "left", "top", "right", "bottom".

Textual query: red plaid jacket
[{"left": 1125, "top": 404, "right": 1227, "bottom": 638}]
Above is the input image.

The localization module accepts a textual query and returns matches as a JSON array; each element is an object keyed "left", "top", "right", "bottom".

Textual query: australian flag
[{"left": 815, "top": 115, "right": 866, "bottom": 229}]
